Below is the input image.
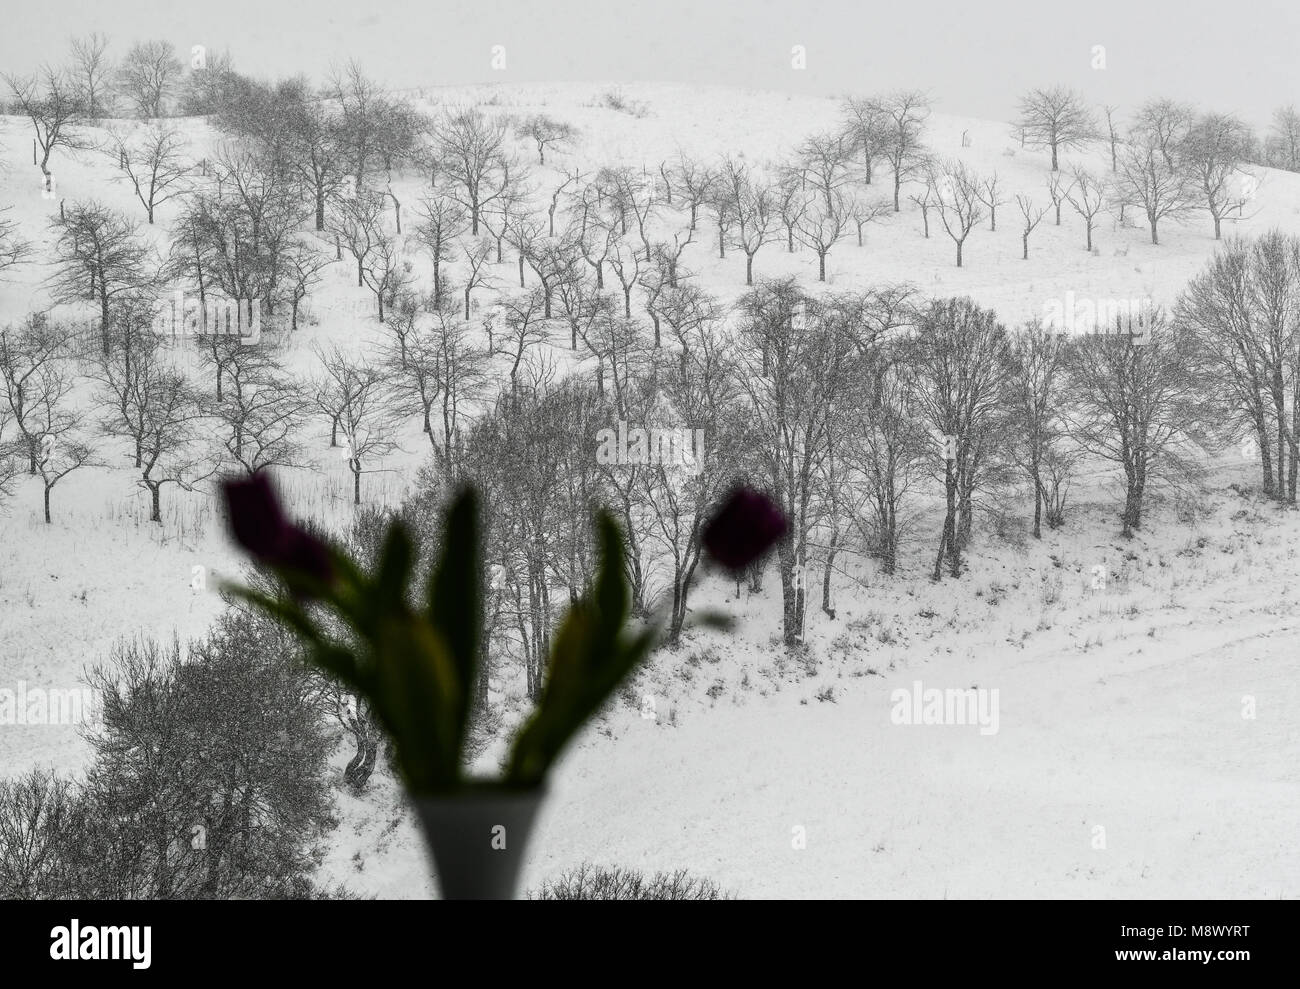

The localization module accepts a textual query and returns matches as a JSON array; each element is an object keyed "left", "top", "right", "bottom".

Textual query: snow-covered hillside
[{"left": 1, "top": 82, "right": 1296, "bottom": 898}]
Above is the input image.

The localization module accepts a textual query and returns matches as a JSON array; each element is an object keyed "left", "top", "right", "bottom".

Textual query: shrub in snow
[{"left": 528, "top": 863, "right": 733, "bottom": 900}]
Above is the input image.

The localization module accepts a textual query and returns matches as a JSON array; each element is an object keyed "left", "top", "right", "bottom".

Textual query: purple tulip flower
[
  {"left": 221, "top": 473, "right": 334, "bottom": 589},
  {"left": 702, "top": 487, "right": 788, "bottom": 572}
]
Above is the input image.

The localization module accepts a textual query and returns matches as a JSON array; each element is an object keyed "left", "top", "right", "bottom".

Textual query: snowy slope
[{"left": 0, "top": 82, "right": 1297, "bottom": 898}]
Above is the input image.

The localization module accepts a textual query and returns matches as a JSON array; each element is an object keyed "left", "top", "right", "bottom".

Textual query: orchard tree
[
  {"left": 104, "top": 122, "right": 192, "bottom": 223},
  {"left": 975, "top": 171, "right": 1005, "bottom": 232},
  {"left": 1017, "top": 86, "right": 1095, "bottom": 171},
  {"left": 1175, "top": 233, "right": 1300, "bottom": 500},
  {"left": 1015, "top": 194, "right": 1047, "bottom": 259},
  {"left": 876, "top": 90, "right": 931, "bottom": 211},
  {"left": 797, "top": 191, "right": 852, "bottom": 281},
  {"left": 932, "top": 160, "right": 984, "bottom": 267},
  {"left": 1131, "top": 98, "right": 1195, "bottom": 169},
  {"left": 0, "top": 316, "right": 74, "bottom": 473},
  {"left": 1101, "top": 104, "right": 1122, "bottom": 172},
  {"left": 517, "top": 113, "right": 576, "bottom": 165},
  {"left": 5, "top": 68, "right": 86, "bottom": 178},
  {"left": 1006, "top": 320, "right": 1073, "bottom": 537},
  {"left": 133, "top": 366, "right": 214, "bottom": 522},
  {"left": 718, "top": 159, "right": 779, "bottom": 284},
  {"left": 413, "top": 194, "right": 467, "bottom": 304},
  {"left": 1065, "top": 167, "right": 1108, "bottom": 251},
  {"left": 326, "top": 60, "right": 387, "bottom": 188},
  {"left": 841, "top": 96, "right": 890, "bottom": 184},
  {"left": 437, "top": 107, "right": 510, "bottom": 235},
  {"left": 899, "top": 297, "right": 1012, "bottom": 579},
  {"left": 1065, "top": 314, "right": 1210, "bottom": 535},
  {"left": 48, "top": 202, "right": 155, "bottom": 354},
  {"left": 1181, "top": 112, "right": 1256, "bottom": 239},
  {"left": 1116, "top": 143, "right": 1196, "bottom": 245},
  {"left": 736, "top": 279, "right": 862, "bottom": 644},
  {"left": 116, "top": 40, "right": 182, "bottom": 118},
  {"left": 1266, "top": 105, "right": 1300, "bottom": 171},
  {"left": 207, "top": 349, "right": 308, "bottom": 474},
  {"left": 70, "top": 33, "right": 113, "bottom": 119}
]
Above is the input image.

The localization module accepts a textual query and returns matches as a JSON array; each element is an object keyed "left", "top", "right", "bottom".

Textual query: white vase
[{"left": 412, "top": 784, "right": 546, "bottom": 900}]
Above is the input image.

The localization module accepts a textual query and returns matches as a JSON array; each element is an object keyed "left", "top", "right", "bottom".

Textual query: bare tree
[
  {"left": 975, "top": 171, "right": 1005, "bottom": 232},
  {"left": 1015, "top": 194, "right": 1047, "bottom": 260},
  {"left": 555, "top": 271, "right": 615, "bottom": 352},
  {"left": 847, "top": 193, "right": 891, "bottom": 247},
  {"left": 842, "top": 344, "right": 929, "bottom": 575},
  {"left": 797, "top": 131, "right": 856, "bottom": 213},
  {"left": 5, "top": 68, "right": 86, "bottom": 178},
  {"left": 70, "top": 33, "right": 113, "bottom": 119},
  {"left": 208, "top": 349, "right": 308, "bottom": 474},
  {"left": 0, "top": 316, "right": 74, "bottom": 473},
  {"left": 718, "top": 157, "right": 779, "bottom": 284},
  {"left": 517, "top": 113, "right": 576, "bottom": 165},
  {"left": 1131, "top": 98, "right": 1195, "bottom": 169},
  {"left": 640, "top": 322, "right": 744, "bottom": 641},
  {"left": 668, "top": 154, "right": 716, "bottom": 232},
  {"left": 1045, "top": 171, "right": 1070, "bottom": 226},
  {"left": 876, "top": 90, "right": 931, "bottom": 211},
  {"left": 652, "top": 281, "right": 721, "bottom": 372},
  {"left": 1065, "top": 167, "right": 1108, "bottom": 251},
  {"left": 283, "top": 90, "right": 348, "bottom": 231},
  {"left": 133, "top": 366, "right": 214, "bottom": 522},
  {"left": 1007, "top": 321, "right": 1072, "bottom": 537},
  {"left": 48, "top": 202, "right": 155, "bottom": 354},
  {"left": 413, "top": 194, "right": 467, "bottom": 305},
  {"left": 0, "top": 322, "right": 87, "bottom": 523},
  {"left": 546, "top": 167, "right": 583, "bottom": 237},
  {"left": 331, "top": 190, "right": 385, "bottom": 288},
  {"left": 933, "top": 161, "right": 984, "bottom": 267},
  {"left": 1175, "top": 232, "right": 1300, "bottom": 500},
  {"left": 899, "top": 297, "right": 1012, "bottom": 579},
  {"left": 841, "top": 96, "right": 890, "bottom": 184},
  {"left": 1017, "top": 86, "right": 1095, "bottom": 171},
  {"left": 797, "top": 191, "right": 852, "bottom": 281},
  {"left": 36, "top": 428, "right": 100, "bottom": 524},
  {"left": 736, "top": 279, "right": 862, "bottom": 643},
  {"left": 360, "top": 229, "right": 411, "bottom": 322},
  {"left": 116, "top": 40, "right": 182, "bottom": 118},
  {"left": 1181, "top": 113, "right": 1256, "bottom": 240},
  {"left": 522, "top": 234, "right": 582, "bottom": 318},
  {"left": 1116, "top": 143, "right": 1197, "bottom": 245},
  {"left": 1101, "top": 104, "right": 1122, "bottom": 172},
  {"left": 1266, "top": 105, "right": 1300, "bottom": 171},
  {"left": 908, "top": 172, "right": 937, "bottom": 239},
  {"left": 104, "top": 122, "right": 192, "bottom": 223},
  {"left": 284, "top": 237, "right": 329, "bottom": 333},
  {"left": 461, "top": 237, "right": 496, "bottom": 320},
  {"left": 325, "top": 60, "right": 387, "bottom": 189},
  {"left": 1065, "top": 314, "right": 1208, "bottom": 536},
  {"left": 603, "top": 236, "right": 644, "bottom": 318},
  {"left": 312, "top": 349, "right": 401, "bottom": 504},
  {"left": 496, "top": 286, "right": 551, "bottom": 394},
  {"left": 437, "top": 108, "right": 510, "bottom": 235}
]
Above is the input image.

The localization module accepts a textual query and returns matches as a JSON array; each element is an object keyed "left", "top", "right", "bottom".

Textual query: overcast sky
[{"left": 3, "top": 0, "right": 1297, "bottom": 127}]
